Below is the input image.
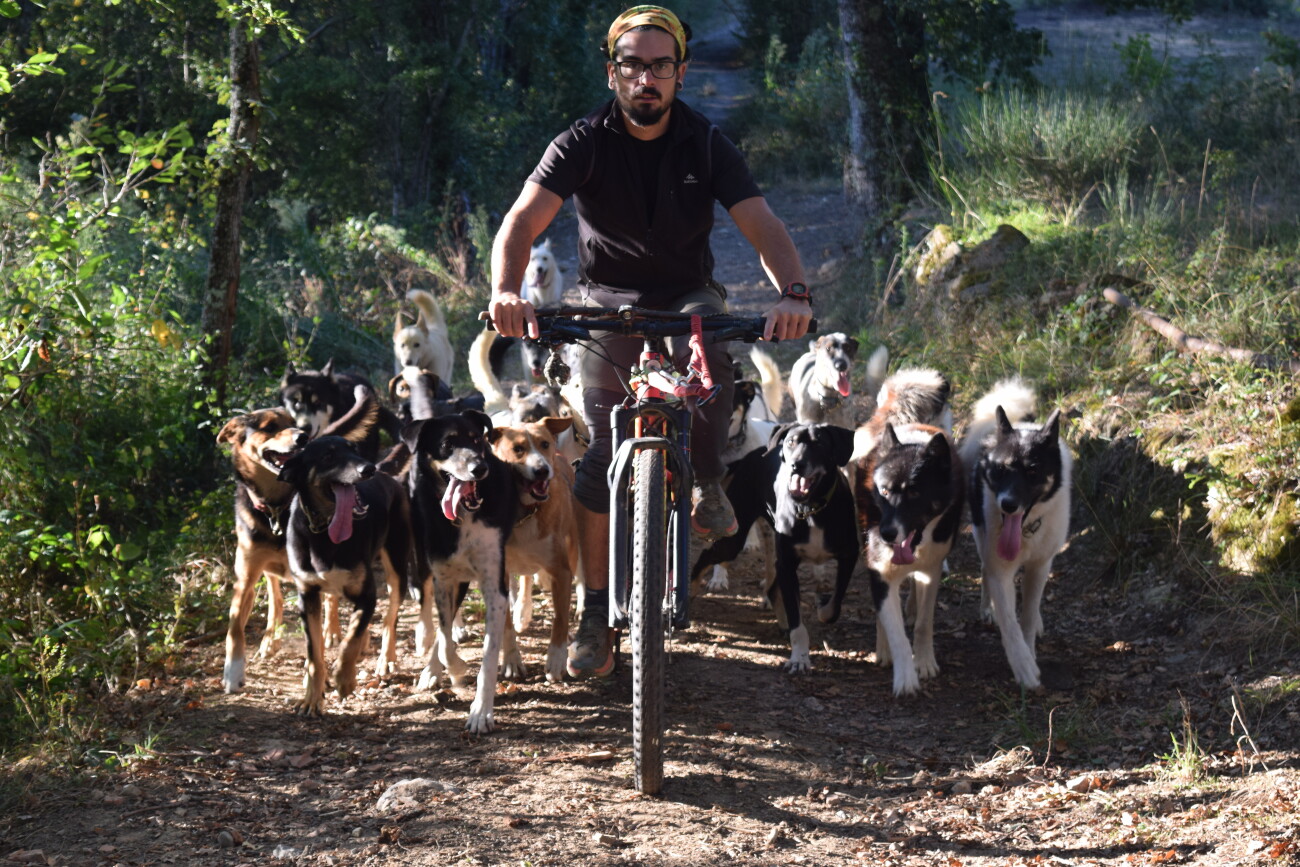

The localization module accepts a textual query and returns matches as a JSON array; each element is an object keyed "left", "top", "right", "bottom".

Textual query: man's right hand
[{"left": 489, "top": 292, "right": 539, "bottom": 339}]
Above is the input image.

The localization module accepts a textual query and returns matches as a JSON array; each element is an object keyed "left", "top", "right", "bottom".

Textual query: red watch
[{"left": 781, "top": 282, "right": 812, "bottom": 303}]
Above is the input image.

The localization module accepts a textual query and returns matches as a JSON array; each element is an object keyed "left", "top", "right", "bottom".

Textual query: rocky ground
[{"left": 5, "top": 8, "right": 1300, "bottom": 867}]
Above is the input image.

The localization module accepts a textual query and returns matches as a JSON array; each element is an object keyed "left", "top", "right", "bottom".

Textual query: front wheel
[{"left": 631, "top": 447, "right": 667, "bottom": 794}]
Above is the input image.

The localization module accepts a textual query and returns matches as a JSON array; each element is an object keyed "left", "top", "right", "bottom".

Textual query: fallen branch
[{"left": 1101, "top": 288, "right": 1300, "bottom": 374}]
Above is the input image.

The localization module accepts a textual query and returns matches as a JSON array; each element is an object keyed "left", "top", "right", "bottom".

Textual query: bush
[{"left": 941, "top": 89, "right": 1145, "bottom": 217}]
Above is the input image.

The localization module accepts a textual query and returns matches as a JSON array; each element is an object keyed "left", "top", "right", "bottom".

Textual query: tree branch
[{"left": 1101, "top": 287, "right": 1300, "bottom": 374}]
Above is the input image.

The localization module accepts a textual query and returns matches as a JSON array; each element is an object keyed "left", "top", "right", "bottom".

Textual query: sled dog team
[{"left": 219, "top": 246, "right": 1073, "bottom": 731}]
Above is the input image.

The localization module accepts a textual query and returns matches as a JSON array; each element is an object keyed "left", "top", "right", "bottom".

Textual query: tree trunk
[
  {"left": 837, "top": 0, "right": 931, "bottom": 224},
  {"left": 201, "top": 19, "right": 261, "bottom": 406}
]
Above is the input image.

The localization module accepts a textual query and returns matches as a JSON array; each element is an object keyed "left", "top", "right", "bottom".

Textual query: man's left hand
[{"left": 762, "top": 297, "right": 813, "bottom": 342}]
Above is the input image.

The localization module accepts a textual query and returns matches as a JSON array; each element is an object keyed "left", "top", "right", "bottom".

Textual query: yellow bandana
[{"left": 606, "top": 6, "right": 687, "bottom": 61}]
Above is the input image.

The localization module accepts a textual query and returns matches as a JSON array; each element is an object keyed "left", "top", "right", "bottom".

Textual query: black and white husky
[
  {"left": 850, "top": 369, "right": 963, "bottom": 696},
  {"left": 959, "top": 378, "right": 1072, "bottom": 690}
]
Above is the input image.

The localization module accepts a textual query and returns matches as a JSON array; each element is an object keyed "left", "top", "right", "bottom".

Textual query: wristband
[{"left": 780, "top": 282, "right": 812, "bottom": 303}]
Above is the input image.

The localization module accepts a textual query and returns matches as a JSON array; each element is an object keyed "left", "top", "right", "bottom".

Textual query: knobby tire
[{"left": 631, "top": 447, "right": 667, "bottom": 795}]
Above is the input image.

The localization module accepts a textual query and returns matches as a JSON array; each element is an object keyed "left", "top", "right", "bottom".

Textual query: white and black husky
[
  {"left": 959, "top": 378, "right": 1072, "bottom": 690},
  {"left": 850, "top": 368, "right": 963, "bottom": 696}
]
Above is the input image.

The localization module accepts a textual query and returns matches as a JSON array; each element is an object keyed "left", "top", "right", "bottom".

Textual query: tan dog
[
  {"left": 489, "top": 417, "right": 580, "bottom": 683},
  {"left": 216, "top": 409, "right": 341, "bottom": 694}
]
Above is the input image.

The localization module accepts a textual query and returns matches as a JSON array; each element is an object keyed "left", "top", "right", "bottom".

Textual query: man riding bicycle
[{"left": 488, "top": 4, "right": 813, "bottom": 679}]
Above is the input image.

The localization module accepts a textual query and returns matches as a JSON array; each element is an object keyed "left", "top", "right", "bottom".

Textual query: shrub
[{"left": 942, "top": 89, "right": 1145, "bottom": 218}]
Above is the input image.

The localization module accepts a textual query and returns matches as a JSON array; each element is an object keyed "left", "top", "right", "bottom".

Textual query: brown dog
[
  {"left": 217, "top": 409, "right": 340, "bottom": 694},
  {"left": 489, "top": 417, "right": 580, "bottom": 683}
]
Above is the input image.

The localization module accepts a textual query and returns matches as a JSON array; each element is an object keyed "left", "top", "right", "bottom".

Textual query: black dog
[
  {"left": 402, "top": 410, "right": 516, "bottom": 733},
  {"left": 280, "top": 359, "right": 400, "bottom": 458},
  {"left": 278, "top": 436, "right": 411, "bottom": 715},
  {"left": 387, "top": 367, "right": 487, "bottom": 425},
  {"left": 692, "top": 423, "right": 860, "bottom": 672}
]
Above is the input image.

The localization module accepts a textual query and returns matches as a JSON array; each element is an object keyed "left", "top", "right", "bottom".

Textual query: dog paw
[
  {"left": 916, "top": 656, "right": 940, "bottom": 680},
  {"left": 545, "top": 644, "right": 567, "bottom": 684},
  {"left": 255, "top": 637, "right": 282, "bottom": 659},
  {"left": 373, "top": 657, "right": 397, "bottom": 679},
  {"left": 501, "top": 652, "right": 528, "bottom": 682},
  {"left": 222, "top": 658, "right": 246, "bottom": 694},
  {"left": 413, "top": 623, "right": 431, "bottom": 658},
  {"left": 783, "top": 651, "right": 813, "bottom": 674},
  {"left": 334, "top": 669, "right": 357, "bottom": 698},
  {"left": 416, "top": 668, "right": 442, "bottom": 692},
  {"left": 466, "top": 703, "right": 495, "bottom": 734},
  {"left": 892, "top": 668, "right": 922, "bottom": 697},
  {"left": 705, "top": 566, "right": 730, "bottom": 593},
  {"left": 293, "top": 695, "right": 326, "bottom": 716}
]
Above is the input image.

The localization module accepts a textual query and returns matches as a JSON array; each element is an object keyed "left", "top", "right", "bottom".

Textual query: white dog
[
  {"left": 521, "top": 238, "right": 563, "bottom": 308},
  {"left": 789, "top": 334, "right": 888, "bottom": 428},
  {"left": 393, "top": 289, "right": 454, "bottom": 383},
  {"left": 959, "top": 379, "right": 1072, "bottom": 690}
]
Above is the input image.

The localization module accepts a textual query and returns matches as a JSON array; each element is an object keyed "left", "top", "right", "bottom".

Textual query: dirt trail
[{"left": 5, "top": 11, "right": 1300, "bottom": 867}]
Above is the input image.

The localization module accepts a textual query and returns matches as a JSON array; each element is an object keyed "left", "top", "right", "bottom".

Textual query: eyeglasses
[{"left": 613, "top": 59, "right": 681, "bottom": 80}]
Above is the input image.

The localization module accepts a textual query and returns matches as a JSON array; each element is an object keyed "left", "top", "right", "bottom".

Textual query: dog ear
[
  {"left": 280, "top": 363, "right": 295, "bottom": 388},
  {"left": 765, "top": 422, "right": 796, "bottom": 455},
  {"left": 995, "top": 405, "right": 1014, "bottom": 437},
  {"left": 843, "top": 336, "right": 859, "bottom": 359},
  {"left": 463, "top": 409, "right": 494, "bottom": 435},
  {"left": 817, "top": 424, "right": 856, "bottom": 468},
  {"left": 487, "top": 427, "right": 505, "bottom": 445},
  {"left": 388, "top": 374, "right": 406, "bottom": 402},
  {"left": 216, "top": 415, "right": 246, "bottom": 446},
  {"left": 922, "top": 431, "right": 952, "bottom": 470},
  {"left": 880, "top": 423, "right": 901, "bottom": 451},
  {"left": 511, "top": 383, "right": 529, "bottom": 400},
  {"left": 543, "top": 415, "right": 574, "bottom": 436},
  {"left": 400, "top": 419, "right": 427, "bottom": 453},
  {"left": 321, "top": 358, "right": 335, "bottom": 380},
  {"left": 393, "top": 311, "right": 406, "bottom": 338},
  {"left": 1040, "top": 408, "right": 1062, "bottom": 442}
]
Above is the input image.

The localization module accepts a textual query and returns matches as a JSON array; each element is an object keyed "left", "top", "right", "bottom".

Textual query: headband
[{"left": 606, "top": 6, "right": 687, "bottom": 61}]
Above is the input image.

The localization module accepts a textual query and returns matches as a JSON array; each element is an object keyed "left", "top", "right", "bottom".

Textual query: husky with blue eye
[{"left": 959, "top": 378, "right": 1072, "bottom": 690}]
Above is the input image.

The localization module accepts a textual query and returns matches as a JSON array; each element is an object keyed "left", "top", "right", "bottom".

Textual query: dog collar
[
  {"left": 793, "top": 473, "right": 841, "bottom": 521},
  {"left": 515, "top": 501, "right": 542, "bottom": 527},
  {"left": 817, "top": 388, "right": 844, "bottom": 411},
  {"left": 249, "top": 491, "right": 290, "bottom": 537}
]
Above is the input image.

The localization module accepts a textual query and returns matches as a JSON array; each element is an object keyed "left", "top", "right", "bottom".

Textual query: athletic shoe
[{"left": 691, "top": 477, "right": 738, "bottom": 538}]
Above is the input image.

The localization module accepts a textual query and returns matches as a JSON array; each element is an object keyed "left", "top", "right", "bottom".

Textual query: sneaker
[
  {"left": 567, "top": 601, "right": 615, "bottom": 679},
  {"left": 691, "top": 477, "right": 738, "bottom": 538}
]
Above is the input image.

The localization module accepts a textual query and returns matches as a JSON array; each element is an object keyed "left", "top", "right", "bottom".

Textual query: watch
[{"left": 781, "top": 282, "right": 812, "bottom": 303}]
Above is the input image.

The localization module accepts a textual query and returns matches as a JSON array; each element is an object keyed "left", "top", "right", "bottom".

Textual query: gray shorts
[{"left": 570, "top": 287, "right": 736, "bottom": 513}]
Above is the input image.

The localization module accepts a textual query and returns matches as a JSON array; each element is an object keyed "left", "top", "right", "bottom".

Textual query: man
[{"left": 489, "top": 5, "right": 812, "bottom": 678}]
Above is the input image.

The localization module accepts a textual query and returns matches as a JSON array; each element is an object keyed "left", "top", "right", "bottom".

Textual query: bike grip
[{"left": 477, "top": 310, "right": 496, "bottom": 331}]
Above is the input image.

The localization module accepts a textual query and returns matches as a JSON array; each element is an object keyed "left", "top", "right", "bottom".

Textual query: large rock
[{"left": 912, "top": 223, "right": 1031, "bottom": 301}]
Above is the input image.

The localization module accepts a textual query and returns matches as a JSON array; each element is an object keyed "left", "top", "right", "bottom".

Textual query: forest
[{"left": 3, "top": 0, "right": 1300, "bottom": 863}]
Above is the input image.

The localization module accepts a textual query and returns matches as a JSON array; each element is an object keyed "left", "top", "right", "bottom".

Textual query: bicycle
[{"left": 491, "top": 304, "right": 811, "bottom": 794}]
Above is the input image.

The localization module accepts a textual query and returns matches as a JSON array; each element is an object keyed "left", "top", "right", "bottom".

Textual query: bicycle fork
[{"left": 607, "top": 402, "right": 695, "bottom": 632}]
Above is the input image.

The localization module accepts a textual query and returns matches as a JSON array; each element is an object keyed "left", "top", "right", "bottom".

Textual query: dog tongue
[
  {"left": 329, "top": 484, "right": 356, "bottom": 544},
  {"left": 837, "top": 371, "right": 851, "bottom": 397},
  {"left": 441, "top": 478, "right": 471, "bottom": 522},
  {"left": 998, "top": 512, "right": 1023, "bottom": 561},
  {"left": 788, "top": 475, "right": 811, "bottom": 496},
  {"left": 891, "top": 530, "right": 916, "bottom": 565}
]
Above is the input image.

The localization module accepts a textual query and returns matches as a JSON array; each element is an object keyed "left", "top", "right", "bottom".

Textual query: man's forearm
[{"left": 491, "top": 214, "right": 533, "bottom": 299}]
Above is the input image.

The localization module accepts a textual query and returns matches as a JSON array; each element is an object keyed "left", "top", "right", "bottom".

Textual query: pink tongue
[
  {"left": 441, "top": 479, "right": 465, "bottom": 522},
  {"left": 891, "top": 531, "right": 916, "bottom": 565},
  {"left": 998, "top": 512, "right": 1023, "bottom": 561},
  {"left": 329, "top": 484, "right": 356, "bottom": 544},
  {"left": 836, "top": 371, "right": 851, "bottom": 397},
  {"left": 789, "top": 475, "right": 811, "bottom": 496}
]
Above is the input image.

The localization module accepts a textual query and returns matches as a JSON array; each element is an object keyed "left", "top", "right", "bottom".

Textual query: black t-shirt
[{"left": 527, "top": 99, "right": 762, "bottom": 307}]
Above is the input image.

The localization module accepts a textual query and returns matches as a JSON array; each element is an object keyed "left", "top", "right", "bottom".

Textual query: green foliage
[
  {"left": 941, "top": 89, "right": 1145, "bottom": 217},
  {"left": 731, "top": 27, "right": 847, "bottom": 181}
]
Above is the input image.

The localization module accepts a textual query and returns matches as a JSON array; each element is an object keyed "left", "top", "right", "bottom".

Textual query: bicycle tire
[{"left": 631, "top": 447, "right": 667, "bottom": 794}]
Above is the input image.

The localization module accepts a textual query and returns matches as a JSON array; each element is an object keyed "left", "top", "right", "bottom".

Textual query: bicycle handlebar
[{"left": 478, "top": 305, "right": 818, "bottom": 344}]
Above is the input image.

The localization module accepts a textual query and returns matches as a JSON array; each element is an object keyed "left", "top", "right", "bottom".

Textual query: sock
[{"left": 585, "top": 587, "right": 609, "bottom": 610}]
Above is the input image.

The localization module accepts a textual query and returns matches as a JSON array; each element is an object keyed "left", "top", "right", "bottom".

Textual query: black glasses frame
[{"left": 613, "top": 59, "right": 682, "bottom": 80}]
